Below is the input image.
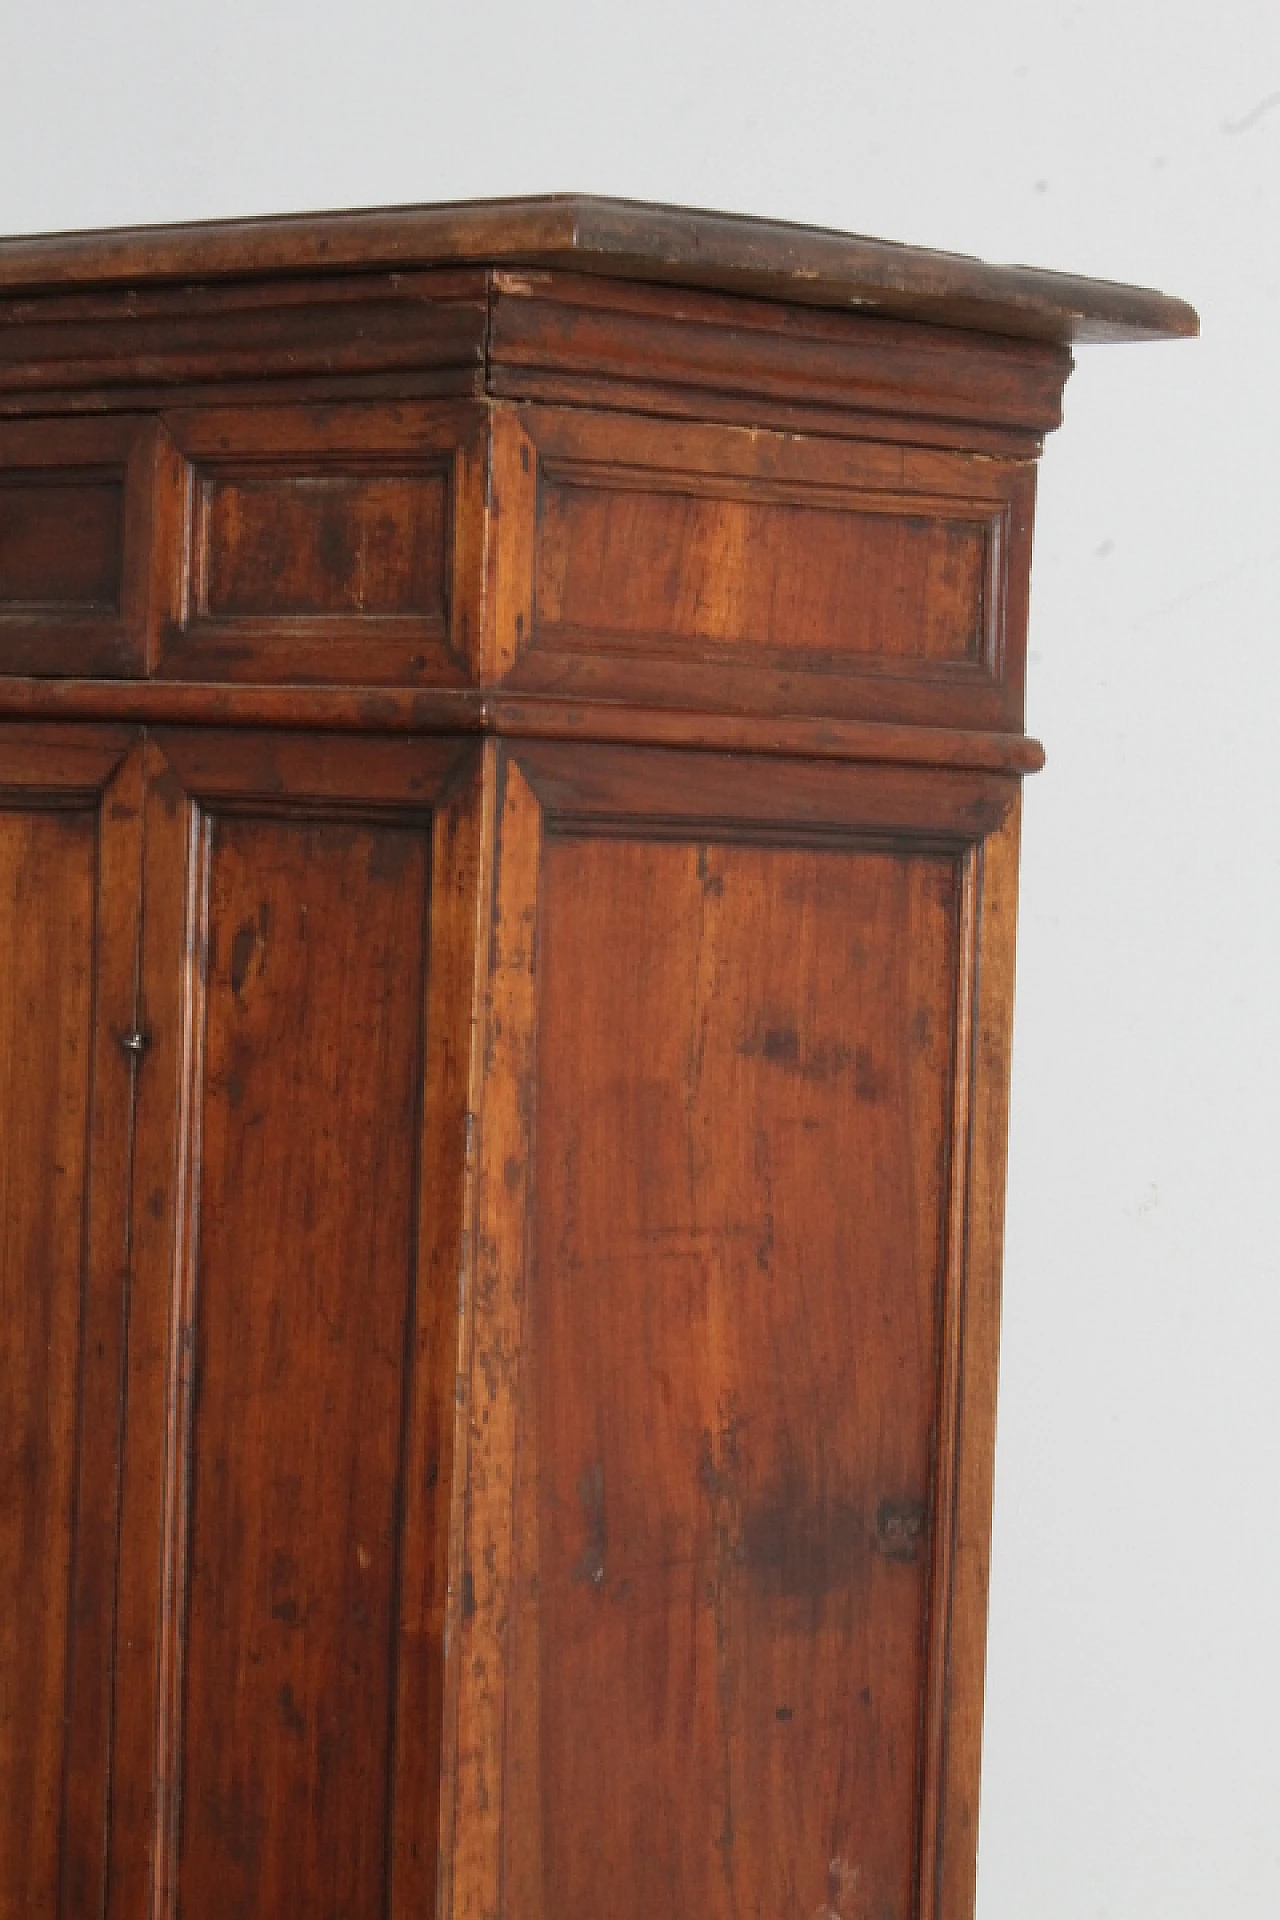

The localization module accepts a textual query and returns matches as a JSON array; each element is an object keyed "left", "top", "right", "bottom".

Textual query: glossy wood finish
[{"left": 0, "top": 198, "right": 1192, "bottom": 1920}]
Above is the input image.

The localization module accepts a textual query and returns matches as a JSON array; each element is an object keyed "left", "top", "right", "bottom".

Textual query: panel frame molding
[
  {"left": 533, "top": 454, "right": 1010, "bottom": 678},
  {"left": 155, "top": 402, "right": 489, "bottom": 690},
  {"left": 452, "top": 742, "right": 1022, "bottom": 1920},
  {"left": 488, "top": 405, "right": 1036, "bottom": 734},
  {"left": 105, "top": 728, "right": 479, "bottom": 1920}
]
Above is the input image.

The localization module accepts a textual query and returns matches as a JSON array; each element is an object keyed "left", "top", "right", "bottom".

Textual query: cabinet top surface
[{"left": 0, "top": 193, "right": 1196, "bottom": 345}]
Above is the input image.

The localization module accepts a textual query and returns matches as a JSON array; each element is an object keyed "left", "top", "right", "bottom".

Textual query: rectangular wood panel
[
  {"left": 159, "top": 404, "right": 486, "bottom": 688},
  {"left": 167, "top": 809, "right": 431, "bottom": 1919},
  {"left": 453, "top": 747, "right": 1018, "bottom": 1920},
  {"left": 200, "top": 470, "right": 448, "bottom": 619},
  {"left": 103, "top": 735, "right": 474, "bottom": 1920},
  {"left": 488, "top": 407, "right": 1034, "bottom": 731},
  {"left": 477, "top": 769, "right": 972, "bottom": 1920},
  {"left": 535, "top": 474, "right": 991, "bottom": 665}
]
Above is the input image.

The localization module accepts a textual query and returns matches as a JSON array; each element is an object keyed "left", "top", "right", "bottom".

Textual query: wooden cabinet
[{"left": 0, "top": 198, "right": 1194, "bottom": 1920}]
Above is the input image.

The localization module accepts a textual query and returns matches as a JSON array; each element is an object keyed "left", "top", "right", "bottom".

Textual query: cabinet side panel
[
  {"left": 523, "top": 831, "right": 961, "bottom": 1920},
  {"left": 172, "top": 812, "right": 431, "bottom": 1920},
  {"left": 0, "top": 806, "right": 97, "bottom": 1912}
]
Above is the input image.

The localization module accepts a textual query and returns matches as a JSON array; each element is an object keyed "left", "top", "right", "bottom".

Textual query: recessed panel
[
  {"left": 496, "top": 408, "right": 1032, "bottom": 730},
  {"left": 200, "top": 468, "right": 449, "bottom": 620},
  {"left": 0, "top": 474, "right": 124, "bottom": 610},
  {"left": 176, "top": 812, "right": 431, "bottom": 1919},
  {"left": 536, "top": 475, "right": 991, "bottom": 666},
  {"left": 0, "top": 805, "right": 96, "bottom": 1910},
  {"left": 523, "top": 831, "right": 961, "bottom": 1920},
  {"left": 159, "top": 404, "right": 486, "bottom": 687},
  {"left": 0, "top": 416, "right": 159, "bottom": 675}
]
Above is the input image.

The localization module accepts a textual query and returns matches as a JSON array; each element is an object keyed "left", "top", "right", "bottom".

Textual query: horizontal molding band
[
  {"left": 0, "top": 679, "right": 482, "bottom": 733},
  {"left": 485, "top": 696, "right": 1046, "bottom": 774},
  {"left": 0, "top": 677, "right": 1045, "bottom": 774}
]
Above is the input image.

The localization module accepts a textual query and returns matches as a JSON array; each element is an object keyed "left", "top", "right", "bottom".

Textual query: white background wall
[{"left": 3, "top": 3, "right": 1275, "bottom": 1912}]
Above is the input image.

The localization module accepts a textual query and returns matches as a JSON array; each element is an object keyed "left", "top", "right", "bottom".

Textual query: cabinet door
[
  {"left": 0, "top": 726, "right": 143, "bottom": 1917},
  {"left": 108, "top": 731, "right": 480, "bottom": 1920},
  {"left": 456, "top": 744, "right": 1022, "bottom": 1920}
]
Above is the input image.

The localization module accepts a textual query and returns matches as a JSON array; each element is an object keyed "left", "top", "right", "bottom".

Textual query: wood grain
[
  {"left": 201, "top": 470, "right": 448, "bottom": 619},
  {"left": 0, "top": 474, "right": 122, "bottom": 607},
  {"left": 0, "top": 417, "right": 169, "bottom": 678},
  {"left": 498, "top": 406, "right": 1033, "bottom": 733},
  {"left": 393, "top": 746, "right": 487, "bottom": 1920},
  {"left": 934, "top": 798, "right": 1022, "bottom": 1920},
  {"left": 0, "top": 677, "right": 484, "bottom": 734},
  {"left": 523, "top": 830, "right": 960, "bottom": 1920},
  {"left": 105, "top": 738, "right": 198, "bottom": 1919},
  {"left": 174, "top": 811, "right": 426, "bottom": 1917},
  {"left": 516, "top": 740, "right": 1017, "bottom": 850},
  {"left": 456, "top": 744, "right": 1019, "bottom": 1920},
  {"left": 106, "top": 733, "right": 471, "bottom": 1920},
  {"left": 0, "top": 196, "right": 1198, "bottom": 344},
  {"left": 535, "top": 467, "right": 993, "bottom": 664},
  {"left": 159, "top": 403, "right": 487, "bottom": 688},
  {"left": 0, "top": 729, "right": 140, "bottom": 1920},
  {"left": 488, "top": 269, "right": 1073, "bottom": 449},
  {"left": 0, "top": 800, "right": 98, "bottom": 1916},
  {"left": 0, "top": 270, "right": 487, "bottom": 405},
  {"left": 449, "top": 748, "right": 537, "bottom": 1920},
  {"left": 0, "top": 676, "right": 1045, "bottom": 773},
  {"left": 0, "top": 191, "right": 1172, "bottom": 1920}
]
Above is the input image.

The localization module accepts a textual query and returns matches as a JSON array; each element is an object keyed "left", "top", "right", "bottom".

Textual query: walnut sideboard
[{"left": 0, "top": 197, "right": 1195, "bottom": 1920}]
